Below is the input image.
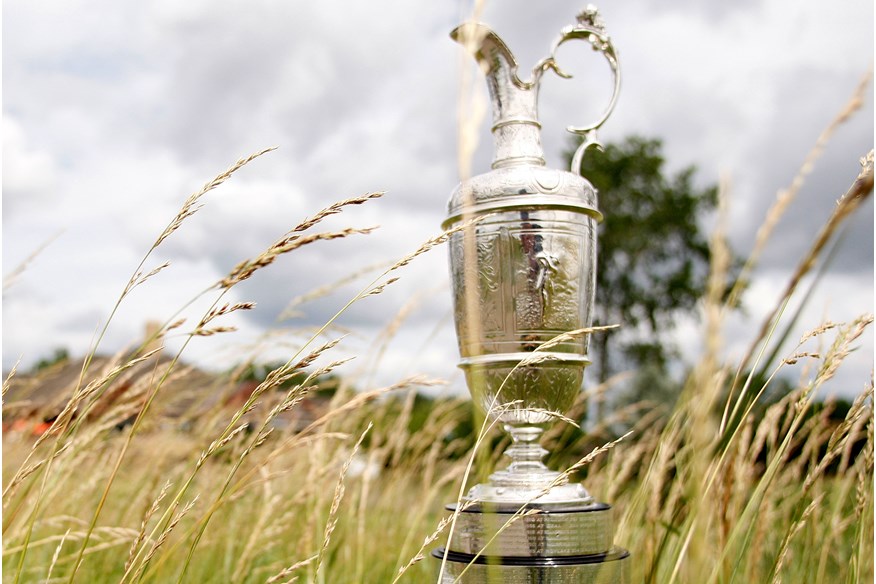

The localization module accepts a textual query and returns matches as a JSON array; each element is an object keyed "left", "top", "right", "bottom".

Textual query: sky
[{"left": 3, "top": 0, "right": 874, "bottom": 403}]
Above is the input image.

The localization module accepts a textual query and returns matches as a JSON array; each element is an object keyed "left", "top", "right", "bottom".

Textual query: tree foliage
[
  {"left": 32, "top": 347, "right": 70, "bottom": 373},
  {"left": 567, "top": 136, "right": 720, "bottom": 384}
]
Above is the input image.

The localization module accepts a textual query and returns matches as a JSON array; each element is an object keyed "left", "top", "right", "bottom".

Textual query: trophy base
[
  {"left": 433, "top": 425, "right": 628, "bottom": 581},
  {"left": 445, "top": 500, "right": 616, "bottom": 556},
  {"left": 432, "top": 546, "right": 629, "bottom": 583},
  {"left": 434, "top": 499, "right": 628, "bottom": 583}
]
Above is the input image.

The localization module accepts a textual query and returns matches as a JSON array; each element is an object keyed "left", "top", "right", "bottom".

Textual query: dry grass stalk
[
  {"left": 3, "top": 443, "right": 73, "bottom": 504},
  {"left": 124, "top": 481, "right": 172, "bottom": 573},
  {"left": 394, "top": 497, "right": 478, "bottom": 584},
  {"left": 726, "top": 70, "right": 871, "bottom": 308},
  {"left": 154, "top": 147, "right": 277, "bottom": 249},
  {"left": 800, "top": 321, "right": 839, "bottom": 344},
  {"left": 810, "top": 313, "right": 873, "bottom": 387},
  {"left": 165, "top": 318, "right": 187, "bottom": 332},
  {"left": 189, "top": 326, "right": 237, "bottom": 337},
  {"left": 802, "top": 382, "right": 874, "bottom": 491},
  {"left": 4, "top": 526, "right": 139, "bottom": 556},
  {"left": 548, "top": 432, "right": 633, "bottom": 491},
  {"left": 524, "top": 408, "right": 580, "bottom": 428},
  {"left": 43, "top": 528, "right": 70, "bottom": 584},
  {"left": 392, "top": 513, "right": 455, "bottom": 583},
  {"left": 265, "top": 554, "right": 318, "bottom": 584},
  {"left": 197, "top": 425, "right": 249, "bottom": 468},
  {"left": 738, "top": 151, "right": 873, "bottom": 375},
  {"left": 3, "top": 230, "right": 62, "bottom": 292},
  {"left": 130, "top": 497, "right": 198, "bottom": 582},
  {"left": 220, "top": 227, "right": 378, "bottom": 289},
  {"left": 362, "top": 276, "right": 400, "bottom": 297},
  {"left": 386, "top": 215, "right": 485, "bottom": 276},
  {"left": 219, "top": 191, "right": 382, "bottom": 290},
  {"left": 123, "top": 262, "right": 171, "bottom": 296},
  {"left": 141, "top": 356, "right": 373, "bottom": 582},
  {"left": 3, "top": 358, "right": 21, "bottom": 398},
  {"left": 770, "top": 493, "right": 824, "bottom": 584},
  {"left": 292, "top": 191, "right": 384, "bottom": 234},
  {"left": 34, "top": 347, "right": 162, "bottom": 447},
  {"left": 279, "top": 259, "right": 393, "bottom": 320},
  {"left": 314, "top": 422, "right": 373, "bottom": 580},
  {"left": 199, "top": 301, "right": 256, "bottom": 327},
  {"left": 533, "top": 325, "right": 620, "bottom": 352},
  {"left": 231, "top": 469, "right": 281, "bottom": 582}
]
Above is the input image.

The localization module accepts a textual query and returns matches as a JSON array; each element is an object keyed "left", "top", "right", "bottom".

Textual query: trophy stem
[
  {"left": 494, "top": 424, "right": 559, "bottom": 490},
  {"left": 465, "top": 423, "right": 593, "bottom": 506},
  {"left": 503, "top": 424, "right": 549, "bottom": 474},
  {"left": 488, "top": 423, "right": 563, "bottom": 495}
]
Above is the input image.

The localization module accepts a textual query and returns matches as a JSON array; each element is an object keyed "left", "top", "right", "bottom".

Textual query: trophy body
[
  {"left": 448, "top": 169, "right": 598, "bottom": 427},
  {"left": 434, "top": 7, "right": 630, "bottom": 582}
]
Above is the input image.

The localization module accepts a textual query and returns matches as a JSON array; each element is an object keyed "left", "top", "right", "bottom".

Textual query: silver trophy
[{"left": 434, "top": 6, "right": 629, "bottom": 582}]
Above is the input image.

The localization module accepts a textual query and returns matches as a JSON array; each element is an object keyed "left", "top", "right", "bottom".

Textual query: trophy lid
[{"left": 443, "top": 165, "right": 601, "bottom": 230}]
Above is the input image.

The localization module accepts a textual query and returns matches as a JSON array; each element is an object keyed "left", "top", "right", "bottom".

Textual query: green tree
[
  {"left": 567, "top": 136, "right": 720, "bottom": 388},
  {"left": 33, "top": 347, "right": 70, "bottom": 372}
]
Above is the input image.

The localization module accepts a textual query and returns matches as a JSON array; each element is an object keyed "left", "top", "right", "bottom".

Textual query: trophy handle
[{"left": 534, "top": 6, "right": 621, "bottom": 175}]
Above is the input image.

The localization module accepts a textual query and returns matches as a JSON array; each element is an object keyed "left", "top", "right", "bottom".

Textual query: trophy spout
[{"left": 451, "top": 23, "right": 545, "bottom": 168}]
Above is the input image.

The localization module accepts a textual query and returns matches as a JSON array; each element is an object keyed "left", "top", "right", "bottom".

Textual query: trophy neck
[
  {"left": 486, "top": 73, "right": 545, "bottom": 169},
  {"left": 491, "top": 120, "right": 545, "bottom": 169}
]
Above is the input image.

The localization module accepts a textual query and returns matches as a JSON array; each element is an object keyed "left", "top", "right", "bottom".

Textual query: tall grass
[{"left": 3, "top": 62, "right": 873, "bottom": 584}]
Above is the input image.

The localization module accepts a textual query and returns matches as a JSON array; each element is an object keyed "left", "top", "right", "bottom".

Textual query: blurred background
[{"left": 3, "top": 0, "right": 873, "bottom": 404}]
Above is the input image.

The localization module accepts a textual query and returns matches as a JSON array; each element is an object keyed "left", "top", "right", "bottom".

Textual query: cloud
[
  {"left": 3, "top": 0, "right": 872, "bottom": 401},
  {"left": 2, "top": 118, "right": 59, "bottom": 217}
]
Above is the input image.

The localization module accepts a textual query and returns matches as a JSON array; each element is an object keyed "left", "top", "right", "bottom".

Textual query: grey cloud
[
  {"left": 136, "top": 3, "right": 458, "bottom": 165},
  {"left": 728, "top": 66, "right": 874, "bottom": 272},
  {"left": 3, "top": 0, "right": 872, "bottom": 398}
]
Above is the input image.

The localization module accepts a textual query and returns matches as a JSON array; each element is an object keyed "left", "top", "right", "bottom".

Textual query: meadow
[{"left": 3, "top": 78, "right": 874, "bottom": 584}]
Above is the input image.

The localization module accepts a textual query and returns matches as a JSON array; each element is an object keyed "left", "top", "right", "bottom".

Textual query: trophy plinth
[
  {"left": 434, "top": 426, "right": 625, "bottom": 582},
  {"left": 436, "top": 6, "right": 629, "bottom": 582}
]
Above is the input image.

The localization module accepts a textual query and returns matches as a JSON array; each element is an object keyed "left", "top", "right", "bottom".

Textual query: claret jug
[{"left": 435, "top": 6, "right": 630, "bottom": 583}]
